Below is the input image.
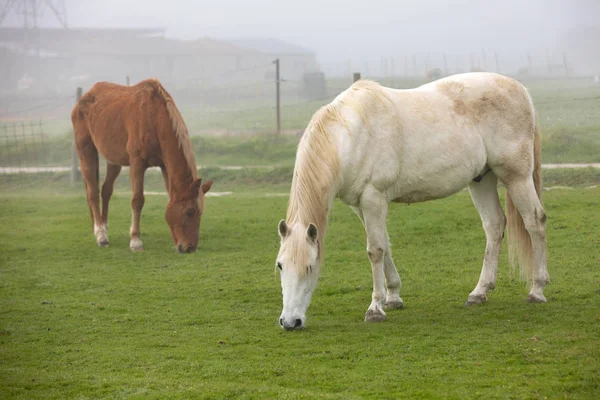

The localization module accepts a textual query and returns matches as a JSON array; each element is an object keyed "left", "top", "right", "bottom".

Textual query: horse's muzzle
[
  {"left": 177, "top": 244, "right": 195, "bottom": 253},
  {"left": 279, "top": 317, "right": 304, "bottom": 331}
]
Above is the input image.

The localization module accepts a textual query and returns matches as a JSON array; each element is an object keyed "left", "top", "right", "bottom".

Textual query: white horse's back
[{"left": 333, "top": 73, "right": 536, "bottom": 205}]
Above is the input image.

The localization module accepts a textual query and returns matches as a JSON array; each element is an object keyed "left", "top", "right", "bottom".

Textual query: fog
[
  {"left": 1, "top": 0, "right": 599, "bottom": 124},
  {"left": 3, "top": 0, "right": 599, "bottom": 74},
  {"left": 0, "top": 1, "right": 599, "bottom": 171}
]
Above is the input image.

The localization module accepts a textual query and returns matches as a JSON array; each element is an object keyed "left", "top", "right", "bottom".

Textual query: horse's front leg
[
  {"left": 352, "top": 206, "right": 403, "bottom": 310},
  {"left": 360, "top": 188, "right": 389, "bottom": 322},
  {"left": 129, "top": 160, "right": 146, "bottom": 252},
  {"left": 383, "top": 248, "right": 404, "bottom": 309}
]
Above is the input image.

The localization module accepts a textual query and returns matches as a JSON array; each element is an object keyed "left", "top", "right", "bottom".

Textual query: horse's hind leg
[
  {"left": 129, "top": 159, "right": 146, "bottom": 252},
  {"left": 76, "top": 137, "right": 106, "bottom": 247},
  {"left": 383, "top": 249, "right": 404, "bottom": 309},
  {"left": 352, "top": 206, "right": 403, "bottom": 309},
  {"left": 99, "top": 163, "right": 122, "bottom": 246},
  {"left": 504, "top": 178, "right": 549, "bottom": 302},
  {"left": 466, "top": 173, "right": 506, "bottom": 305}
]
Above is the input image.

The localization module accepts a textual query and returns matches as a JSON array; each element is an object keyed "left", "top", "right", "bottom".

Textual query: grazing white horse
[{"left": 276, "top": 72, "right": 548, "bottom": 330}]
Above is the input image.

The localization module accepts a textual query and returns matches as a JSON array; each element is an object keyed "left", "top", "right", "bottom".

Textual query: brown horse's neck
[{"left": 160, "top": 137, "right": 197, "bottom": 199}]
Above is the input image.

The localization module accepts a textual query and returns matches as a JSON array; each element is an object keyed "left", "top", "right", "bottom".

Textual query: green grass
[{"left": 1, "top": 184, "right": 599, "bottom": 399}]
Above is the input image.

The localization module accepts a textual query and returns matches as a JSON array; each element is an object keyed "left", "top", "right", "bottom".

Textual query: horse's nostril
[
  {"left": 294, "top": 318, "right": 302, "bottom": 328},
  {"left": 177, "top": 244, "right": 183, "bottom": 253},
  {"left": 279, "top": 318, "right": 283, "bottom": 326}
]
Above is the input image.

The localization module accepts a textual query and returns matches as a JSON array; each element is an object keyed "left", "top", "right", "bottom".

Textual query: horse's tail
[
  {"left": 149, "top": 79, "right": 197, "bottom": 171},
  {"left": 506, "top": 121, "right": 542, "bottom": 282},
  {"left": 71, "top": 98, "right": 98, "bottom": 229}
]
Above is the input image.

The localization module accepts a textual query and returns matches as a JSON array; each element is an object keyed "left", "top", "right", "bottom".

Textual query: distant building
[{"left": 0, "top": 27, "right": 321, "bottom": 96}]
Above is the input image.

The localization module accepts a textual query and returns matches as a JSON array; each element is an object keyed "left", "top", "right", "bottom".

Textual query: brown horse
[{"left": 71, "top": 78, "right": 212, "bottom": 253}]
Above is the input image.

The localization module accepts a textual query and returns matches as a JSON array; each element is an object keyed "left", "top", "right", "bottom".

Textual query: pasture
[
  {"left": 1, "top": 75, "right": 599, "bottom": 398},
  {"left": 1, "top": 178, "right": 599, "bottom": 398}
]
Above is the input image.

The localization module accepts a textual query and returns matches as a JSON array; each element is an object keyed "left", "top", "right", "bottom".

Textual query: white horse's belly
[
  {"left": 338, "top": 129, "right": 487, "bottom": 205},
  {"left": 388, "top": 170, "right": 473, "bottom": 203},
  {"left": 388, "top": 138, "right": 487, "bottom": 203}
]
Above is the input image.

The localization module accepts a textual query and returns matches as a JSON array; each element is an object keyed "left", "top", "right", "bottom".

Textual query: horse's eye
[
  {"left": 277, "top": 262, "right": 282, "bottom": 271},
  {"left": 185, "top": 208, "right": 195, "bottom": 217}
]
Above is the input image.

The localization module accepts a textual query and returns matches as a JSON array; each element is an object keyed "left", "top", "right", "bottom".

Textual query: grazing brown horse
[{"left": 71, "top": 79, "right": 213, "bottom": 253}]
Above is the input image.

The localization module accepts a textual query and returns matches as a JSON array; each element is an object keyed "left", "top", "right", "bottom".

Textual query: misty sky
[{"left": 4, "top": 0, "right": 599, "bottom": 67}]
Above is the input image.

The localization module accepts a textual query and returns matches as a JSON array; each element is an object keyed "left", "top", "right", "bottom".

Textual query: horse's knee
[
  {"left": 535, "top": 208, "right": 547, "bottom": 226},
  {"left": 367, "top": 246, "right": 385, "bottom": 264},
  {"left": 483, "top": 217, "right": 506, "bottom": 241},
  {"left": 86, "top": 188, "right": 99, "bottom": 203},
  {"left": 101, "top": 184, "right": 113, "bottom": 201},
  {"left": 131, "top": 194, "right": 145, "bottom": 210},
  {"left": 524, "top": 207, "right": 546, "bottom": 238}
]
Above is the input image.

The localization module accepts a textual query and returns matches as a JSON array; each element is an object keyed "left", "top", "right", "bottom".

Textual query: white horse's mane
[{"left": 285, "top": 80, "right": 393, "bottom": 273}]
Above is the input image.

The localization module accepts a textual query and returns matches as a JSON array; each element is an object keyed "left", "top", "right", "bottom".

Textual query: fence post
[
  {"left": 72, "top": 87, "right": 82, "bottom": 182},
  {"left": 494, "top": 52, "right": 501, "bottom": 74},
  {"left": 353, "top": 72, "right": 361, "bottom": 82},
  {"left": 126, "top": 76, "right": 130, "bottom": 86},
  {"left": 443, "top": 53, "right": 448, "bottom": 76},
  {"left": 412, "top": 54, "right": 417, "bottom": 77},
  {"left": 273, "top": 58, "right": 280, "bottom": 136},
  {"left": 481, "top": 48, "right": 487, "bottom": 70}
]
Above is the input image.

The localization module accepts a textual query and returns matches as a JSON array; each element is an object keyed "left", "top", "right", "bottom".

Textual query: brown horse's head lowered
[{"left": 166, "top": 178, "right": 213, "bottom": 253}]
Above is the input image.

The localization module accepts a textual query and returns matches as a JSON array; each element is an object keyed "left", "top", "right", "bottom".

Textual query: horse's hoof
[
  {"left": 130, "top": 238, "right": 143, "bottom": 252},
  {"left": 364, "top": 309, "right": 386, "bottom": 323},
  {"left": 98, "top": 240, "right": 109, "bottom": 248},
  {"left": 465, "top": 294, "right": 487, "bottom": 306},
  {"left": 527, "top": 293, "right": 547, "bottom": 303},
  {"left": 385, "top": 299, "right": 404, "bottom": 309}
]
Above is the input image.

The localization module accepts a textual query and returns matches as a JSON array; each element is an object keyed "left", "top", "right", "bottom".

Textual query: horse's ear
[
  {"left": 278, "top": 219, "right": 289, "bottom": 238},
  {"left": 190, "top": 179, "right": 203, "bottom": 195},
  {"left": 201, "top": 179, "right": 213, "bottom": 194},
  {"left": 306, "top": 223, "right": 318, "bottom": 244}
]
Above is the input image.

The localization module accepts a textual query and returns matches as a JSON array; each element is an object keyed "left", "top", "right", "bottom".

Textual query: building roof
[
  {"left": 229, "top": 38, "right": 314, "bottom": 55},
  {"left": 0, "top": 27, "right": 165, "bottom": 41},
  {"left": 0, "top": 28, "right": 259, "bottom": 57}
]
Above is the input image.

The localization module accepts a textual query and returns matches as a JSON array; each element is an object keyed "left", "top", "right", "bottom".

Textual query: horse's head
[
  {"left": 276, "top": 219, "right": 321, "bottom": 330},
  {"left": 165, "top": 178, "right": 213, "bottom": 253}
]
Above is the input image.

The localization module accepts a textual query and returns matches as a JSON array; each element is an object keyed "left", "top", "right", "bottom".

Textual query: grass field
[
  {"left": 1, "top": 180, "right": 599, "bottom": 398},
  {"left": 1, "top": 75, "right": 599, "bottom": 398}
]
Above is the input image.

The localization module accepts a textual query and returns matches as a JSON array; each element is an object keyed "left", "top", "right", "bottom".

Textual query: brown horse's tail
[
  {"left": 506, "top": 122, "right": 542, "bottom": 282},
  {"left": 149, "top": 79, "right": 197, "bottom": 173},
  {"left": 71, "top": 101, "right": 98, "bottom": 229}
]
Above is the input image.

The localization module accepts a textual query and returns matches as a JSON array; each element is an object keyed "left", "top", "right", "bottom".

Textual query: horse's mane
[
  {"left": 146, "top": 79, "right": 197, "bottom": 179},
  {"left": 287, "top": 79, "right": 393, "bottom": 227},
  {"left": 286, "top": 101, "right": 342, "bottom": 251},
  {"left": 285, "top": 80, "right": 394, "bottom": 272}
]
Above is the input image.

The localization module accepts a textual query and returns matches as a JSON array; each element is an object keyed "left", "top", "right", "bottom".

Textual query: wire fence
[
  {"left": 1, "top": 63, "right": 599, "bottom": 173},
  {"left": 0, "top": 120, "right": 48, "bottom": 169}
]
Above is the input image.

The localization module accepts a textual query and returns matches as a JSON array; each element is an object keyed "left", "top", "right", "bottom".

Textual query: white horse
[{"left": 276, "top": 72, "right": 548, "bottom": 330}]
